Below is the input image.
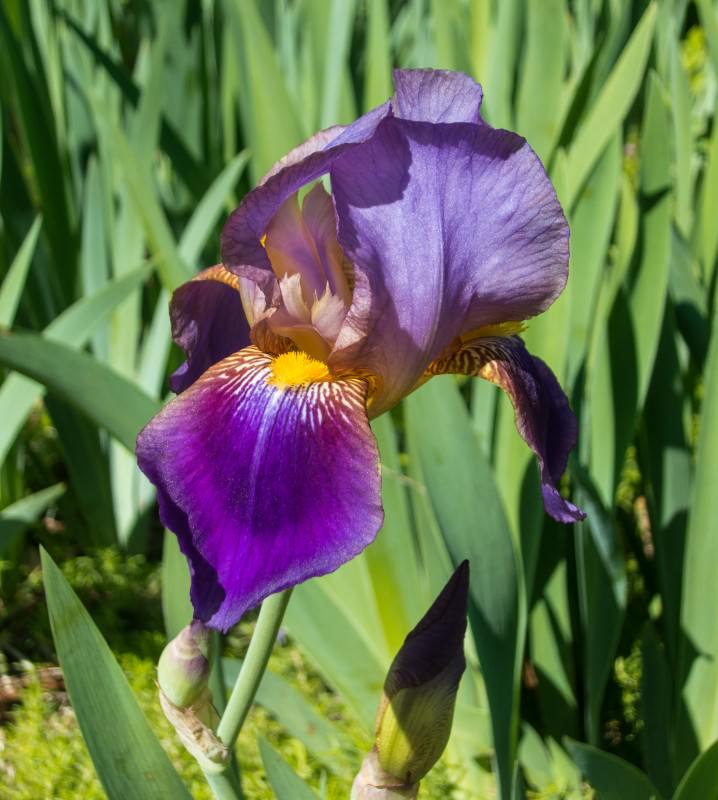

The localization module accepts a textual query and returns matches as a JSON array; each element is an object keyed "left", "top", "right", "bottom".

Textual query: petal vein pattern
[{"left": 137, "top": 347, "right": 383, "bottom": 631}]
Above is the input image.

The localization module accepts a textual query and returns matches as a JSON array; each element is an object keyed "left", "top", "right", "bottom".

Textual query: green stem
[
  {"left": 209, "top": 631, "right": 242, "bottom": 787},
  {"left": 216, "top": 589, "right": 292, "bottom": 747},
  {"left": 204, "top": 770, "right": 244, "bottom": 800}
]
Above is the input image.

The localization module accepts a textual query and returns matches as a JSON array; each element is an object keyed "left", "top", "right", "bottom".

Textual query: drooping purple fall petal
[
  {"left": 137, "top": 347, "right": 383, "bottom": 631},
  {"left": 169, "top": 265, "right": 251, "bottom": 393},
  {"left": 428, "top": 334, "right": 584, "bottom": 523}
]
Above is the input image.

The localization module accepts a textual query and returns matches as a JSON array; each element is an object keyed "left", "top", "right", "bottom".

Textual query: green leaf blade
[
  {"left": 40, "top": 547, "right": 192, "bottom": 800},
  {"left": 0, "top": 333, "right": 160, "bottom": 451},
  {"left": 258, "top": 737, "right": 318, "bottom": 800}
]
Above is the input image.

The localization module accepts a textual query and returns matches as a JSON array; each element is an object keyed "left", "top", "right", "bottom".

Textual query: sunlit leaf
[
  {"left": 0, "top": 216, "right": 42, "bottom": 327},
  {"left": 41, "top": 547, "right": 192, "bottom": 799},
  {"left": 565, "top": 3, "right": 656, "bottom": 207}
]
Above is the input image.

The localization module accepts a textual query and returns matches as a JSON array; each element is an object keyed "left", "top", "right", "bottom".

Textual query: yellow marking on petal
[
  {"left": 260, "top": 234, "right": 267, "bottom": 248},
  {"left": 268, "top": 351, "right": 332, "bottom": 388},
  {"left": 460, "top": 321, "right": 527, "bottom": 344},
  {"left": 424, "top": 325, "right": 524, "bottom": 379}
]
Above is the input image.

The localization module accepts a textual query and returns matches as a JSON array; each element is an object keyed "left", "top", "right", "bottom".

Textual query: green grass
[
  {"left": 0, "top": 548, "right": 459, "bottom": 799},
  {"left": 0, "top": 648, "right": 458, "bottom": 800}
]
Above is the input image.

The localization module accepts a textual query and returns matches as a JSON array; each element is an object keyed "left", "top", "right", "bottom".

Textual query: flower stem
[
  {"left": 216, "top": 589, "right": 292, "bottom": 748},
  {"left": 204, "top": 770, "right": 244, "bottom": 800}
]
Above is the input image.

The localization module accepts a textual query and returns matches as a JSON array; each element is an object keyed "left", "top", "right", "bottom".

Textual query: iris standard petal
[
  {"left": 169, "top": 265, "right": 250, "bottom": 393},
  {"left": 329, "top": 114, "right": 569, "bottom": 415},
  {"left": 392, "top": 69, "right": 483, "bottom": 123},
  {"left": 137, "top": 347, "right": 383, "bottom": 631},
  {"left": 221, "top": 102, "right": 391, "bottom": 275},
  {"left": 427, "top": 334, "right": 585, "bottom": 523}
]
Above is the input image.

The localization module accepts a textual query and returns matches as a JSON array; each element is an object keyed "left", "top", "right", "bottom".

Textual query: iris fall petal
[
  {"left": 137, "top": 347, "right": 383, "bottom": 631},
  {"left": 169, "top": 265, "right": 251, "bottom": 393},
  {"left": 428, "top": 334, "right": 585, "bottom": 523}
]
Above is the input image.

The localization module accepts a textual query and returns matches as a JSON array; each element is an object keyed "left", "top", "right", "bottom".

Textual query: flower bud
[
  {"left": 374, "top": 561, "right": 469, "bottom": 785},
  {"left": 157, "top": 621, "right": 229, "bottom": 772},
  {"left": 157, "top": 620, "right": 212, "bottom": 708}
]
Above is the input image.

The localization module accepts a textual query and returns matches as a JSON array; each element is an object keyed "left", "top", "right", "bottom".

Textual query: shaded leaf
[
  {"left": 406, "top": 376, "right": 521, "bottom": 800},
  {"left": 258, "top": 737, "right": 318, "bottom": 800},
  {"left": 0, "top": 483, "right": 64, "bottom": 554},
  {"left": 673, "top": 739, "right": 718, "bottom": 800},
  {"left": 566, "top": 739, "right": 660, "bottom": 800},
  {"left": 0, "top": 333, "right": 160, "bottom": 451}
]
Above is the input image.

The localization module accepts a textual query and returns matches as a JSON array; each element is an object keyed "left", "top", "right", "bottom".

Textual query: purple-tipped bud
[
  {"left": 355, "top": 561, "right": 469, "bottom": 796},
  {"left": 157, "top": 621, "right": 228, "bottom": 772},
  {"left": 157, "top": 620, "right": 212, "bottom": 708}
]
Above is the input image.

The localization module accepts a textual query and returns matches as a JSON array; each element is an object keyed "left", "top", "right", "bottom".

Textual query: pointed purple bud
[{"left": 353, "top": 562, "right": 469, "bottom": 797}]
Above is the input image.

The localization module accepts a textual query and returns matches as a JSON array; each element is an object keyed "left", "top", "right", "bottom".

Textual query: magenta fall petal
[{"left": 137, "top": 348, "right": 382, "bottom": 631}]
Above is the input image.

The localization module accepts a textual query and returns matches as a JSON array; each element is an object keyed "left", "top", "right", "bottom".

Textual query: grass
[{"left": 0, "top": 548, "right": 459, "bottom": 799}]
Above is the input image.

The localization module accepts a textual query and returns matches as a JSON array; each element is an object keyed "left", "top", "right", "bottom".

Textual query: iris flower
[{"left": 137, "top": 69, "right": 584, "bottom": 632}]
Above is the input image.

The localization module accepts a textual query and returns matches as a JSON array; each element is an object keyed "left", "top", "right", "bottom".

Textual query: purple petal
[
  {"left": 392, "top": 69, "right": 483, "bottom": 123},
  {"left": 384, "top": 560, "right": 469, "bottom": 696},
  {"left": 329, "top": 116, "right": 569, "bottom": 415},
  {"left": 429, "top": 335, "right": 584, "bottom": 523},
  {"left": 137, "top": 347, "right": 383, "bottom": 630},
  {"left": 169, "top": 265, "right": 250, "bottom": 393},
  {"left": 221, "top": 102, "right": 391, "bottom": 276}
]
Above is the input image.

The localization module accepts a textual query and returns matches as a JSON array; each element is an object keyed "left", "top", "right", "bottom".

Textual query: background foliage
[{"left": 1, "top": 0, "right": 717, "bottom": 798}]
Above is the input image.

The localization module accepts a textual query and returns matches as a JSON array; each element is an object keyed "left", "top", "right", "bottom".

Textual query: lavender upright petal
[
  {"left": 221, "top": 102, "right": 391, "bottom": 278},
  {"left": 329, "top": 108, "right": 569, "bottom": 414},
  {"left": 392, "top": 69, "right": 483, "bottom": 123}
]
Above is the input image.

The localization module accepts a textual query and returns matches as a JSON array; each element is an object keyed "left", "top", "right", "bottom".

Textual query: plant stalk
[
  {"left": 216, "top": 589, "right": 292, "bottom": 748},
  {"left": 202, "top": 590, "right": 291, "bottom": 800},
  {"left": 204, "top": 770, "right": 244, "bottom": 800}
]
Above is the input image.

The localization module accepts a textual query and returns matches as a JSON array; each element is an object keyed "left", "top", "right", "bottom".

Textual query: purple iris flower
[{"left": 137, "top": 69, "right": 585, "bottom": 632}]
